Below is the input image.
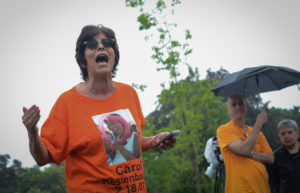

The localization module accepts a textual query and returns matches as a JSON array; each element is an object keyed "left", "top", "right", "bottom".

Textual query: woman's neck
[{"left": 82, "top": 76, "right": 115, "bottom": 99}]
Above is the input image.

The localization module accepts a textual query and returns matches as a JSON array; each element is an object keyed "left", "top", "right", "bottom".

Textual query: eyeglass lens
[{"left": 86, "top": 39, "right": 114, "bottom": 50}]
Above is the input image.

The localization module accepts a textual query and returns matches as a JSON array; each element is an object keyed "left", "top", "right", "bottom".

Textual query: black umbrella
[{"left": 211, "top": 65, "right": 300, "bottom": 97}]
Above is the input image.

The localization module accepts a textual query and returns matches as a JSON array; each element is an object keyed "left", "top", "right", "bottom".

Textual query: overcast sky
[{"left": 1, "top": 0, "right": 300, "bottom": 168}]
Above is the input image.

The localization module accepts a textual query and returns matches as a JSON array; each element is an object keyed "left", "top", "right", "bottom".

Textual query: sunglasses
[{"left": 83, "top": 38, "right": 115, "bottom": 50}]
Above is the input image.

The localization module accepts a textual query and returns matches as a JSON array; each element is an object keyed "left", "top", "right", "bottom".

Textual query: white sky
[{"left": 1, "top": 0, "right": 300, "bottom": 168}]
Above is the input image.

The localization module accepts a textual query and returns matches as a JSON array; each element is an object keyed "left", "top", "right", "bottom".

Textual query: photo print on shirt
[{"left": 92, "top": 109, "right": 141, "bottom": 166}]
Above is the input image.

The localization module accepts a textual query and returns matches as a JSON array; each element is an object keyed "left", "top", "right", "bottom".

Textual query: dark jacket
[{"left": 268, "top": 144, "right": 300, "bottom": 193}]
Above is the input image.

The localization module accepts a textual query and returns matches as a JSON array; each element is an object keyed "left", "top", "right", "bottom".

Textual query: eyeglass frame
[{"left": 82, "top": 38, "right": 116, "bottom": 50}]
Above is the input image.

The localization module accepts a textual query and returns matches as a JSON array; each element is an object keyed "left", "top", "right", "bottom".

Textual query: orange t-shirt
[
  {"left": 217, "top": 121, "right": 272, "bottom": 193},
  {"left": 41, "top": 82, "right": 147, "bottom": 193}
]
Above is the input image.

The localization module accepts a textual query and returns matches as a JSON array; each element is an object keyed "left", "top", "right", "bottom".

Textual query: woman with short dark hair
[{"left": 22, "top": 24, "right": 177, "bottom": 193}]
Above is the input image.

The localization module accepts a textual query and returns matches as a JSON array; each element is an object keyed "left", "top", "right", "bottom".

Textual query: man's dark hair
[{"left": 75, "top": 24, "right": 120, "bottom": 81}]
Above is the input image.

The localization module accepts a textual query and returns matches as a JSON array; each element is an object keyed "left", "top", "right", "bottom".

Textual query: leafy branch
[{"left": 126, "top": 0, "right": 193, "bottom": 85}]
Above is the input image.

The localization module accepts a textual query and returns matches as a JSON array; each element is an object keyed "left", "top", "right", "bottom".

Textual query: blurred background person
[
  {"left": 217, "top": 95, "right": 274, "bottom": 193},
  {"left": 269, "top": 119, "right": 300, "bottom": 193}
]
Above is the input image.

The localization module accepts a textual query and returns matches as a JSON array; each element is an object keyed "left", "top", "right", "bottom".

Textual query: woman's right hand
[
  {"left": 22, "top": 105, "right": 53, "bottom": 166},
  {"left": 22, "top": 105, "right": 40, "bottom": 136}
]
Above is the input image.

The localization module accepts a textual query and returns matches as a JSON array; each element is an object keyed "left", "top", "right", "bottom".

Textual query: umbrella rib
[{"left": 264, "top": 71, "right": 281, "bottom": 90}]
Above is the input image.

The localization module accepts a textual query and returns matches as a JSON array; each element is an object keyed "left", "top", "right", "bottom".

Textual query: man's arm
[
  {"left": 251, "top": 152, "right": 274, "bottom": 164},
  {"left": 228, "top": 111, "right": 268, "bottom": 157}
]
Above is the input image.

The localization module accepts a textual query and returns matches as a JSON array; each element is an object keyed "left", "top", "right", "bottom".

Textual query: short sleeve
[
  {"left": 40, "top": 95, "right": 69, "bottom": 165},
  {"left": 217, "top": 124, "right": 240, "bottom": 150},
  {"left": 258, "top": 133, "right": 273, "bottom": 153}
]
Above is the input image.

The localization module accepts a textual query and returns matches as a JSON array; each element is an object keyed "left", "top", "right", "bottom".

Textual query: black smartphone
[{"left": 152, "top": 130, "right": 180, "bottom": 150}]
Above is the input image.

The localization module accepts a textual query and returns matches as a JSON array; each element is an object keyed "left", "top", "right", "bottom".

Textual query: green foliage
[
  {"left": 0, "top": 154, "right": 23, "bottom": 193},
  {"left": 137, "top": 13, "right": 158, "bottom": 30},
  {"left": 185, "top": 29, "right": 192, "bottom": 40},
  {"left": 131, "top": 83, "right": 148, "bottom": 91},
  {"left": 16, "top": 164, "right": 66, "bottom": 193},
  {"left": 142, "top": 71, "right": 229, "bottom": 192},
  {"left": 125, "top": 0, "right": 144, "bottom": 7},
  {"left": 156, "top": 0, "right": 167, "bottom": 12},
  {"left": 126, "top": 1, "right": 300, "bottom": 193},
  {"left": 126, "top": 0, "right": 192, "bottom": 83},
  {"left": 246, "top": 105, "right": 300, "bottom": 150},
  {"left": 141, "top": 66, "right": 300, "bottom": 192},
  {"left": 126, "top": 1, "right": 224, "bottom": 192},
  {"left": 206, "top": 67, "right": 229, "bottom": 87},
  {"left": 1, "top": 154, "right": 66, "bottom": 193}
]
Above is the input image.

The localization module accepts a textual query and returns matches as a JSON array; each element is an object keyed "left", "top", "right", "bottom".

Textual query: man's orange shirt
[
  {"left": 41, "top": 82, "right": 147, "bottom": 193},
  {"left": 217, "top": 121, "right": 272, "bottom": 193}
]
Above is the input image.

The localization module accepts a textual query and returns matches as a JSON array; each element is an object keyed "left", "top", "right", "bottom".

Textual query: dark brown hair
[{"left": 75, "top": 24, "right": 120, "bottom": 81}]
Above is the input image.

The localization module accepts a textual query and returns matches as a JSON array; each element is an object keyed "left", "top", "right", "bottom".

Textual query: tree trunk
[
  {"left": 191, "top": 142, "right": 201, "bottom": 193},
  {"left": 182, "top": 112, "right": 201, "bottom": 193}
]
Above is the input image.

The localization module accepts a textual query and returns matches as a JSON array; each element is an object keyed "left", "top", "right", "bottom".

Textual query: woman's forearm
[
  {"left": 28, "top": 128, "right": 53, "bottom": 166},
  {"left": 141, "top": 136, "right": 155, "bottom": 152}
]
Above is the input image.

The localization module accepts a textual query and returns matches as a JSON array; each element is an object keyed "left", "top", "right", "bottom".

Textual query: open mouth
[{"left": 96, "top": 54, "right": 108, "bottom": 63}]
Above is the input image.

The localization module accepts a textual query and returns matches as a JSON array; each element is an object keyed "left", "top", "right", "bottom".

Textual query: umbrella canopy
[{"left": 211, "top": 65, "right": 300, "bottom": 97}]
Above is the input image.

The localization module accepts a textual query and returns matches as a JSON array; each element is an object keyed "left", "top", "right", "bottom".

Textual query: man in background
[{"left": 217, "top": 95, "right": 274, "bottom": 193}]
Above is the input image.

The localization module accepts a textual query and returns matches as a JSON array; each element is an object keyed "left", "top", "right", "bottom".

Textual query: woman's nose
[
  {"left": 97, "top": 41, "right": 105, "bottom": 50},
  {"left": 98, "top": 44, "right": 104, "bottom": 51}
]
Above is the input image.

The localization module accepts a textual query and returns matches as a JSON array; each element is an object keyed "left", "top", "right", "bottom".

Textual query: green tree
[
  {"left": 142, "top": 72, "right": 228, "bottom": 193},
  {"left": 247, "top": 105, "right": 300, "bottom": 150},
  {"left": 206, "top": 67, "right": 229, "bottom": 87},
  {"left": 126, "top": 0, "right": 192, "bottom": 83},
  {"left": 0, "top": 154, "right": 24, "bottom": 193},
  {"left": 16, "top": 164, "right": 66, "bottom": 193},
  {"left": 125, "top": 1, "right": 300, "bottom": 192},
  {"left": 125, "top": 1, "right": 228, "bottom": 192}
]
